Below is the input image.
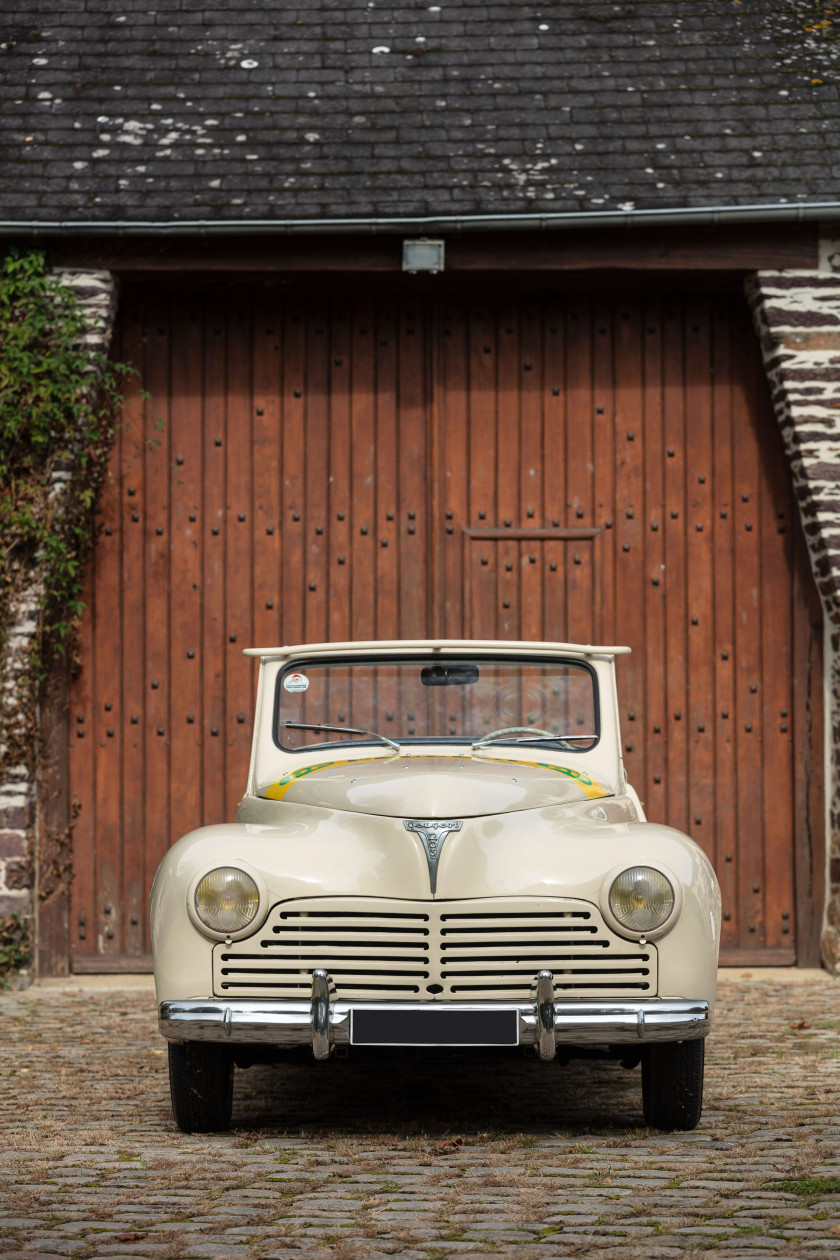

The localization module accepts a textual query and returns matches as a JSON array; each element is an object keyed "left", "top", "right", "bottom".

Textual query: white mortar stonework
[
  {"left": 746, "top": 243, "right": 840, "bottom": 972},
  {"left": 0, "top": 271, "right": 116, "bottom": 929}
]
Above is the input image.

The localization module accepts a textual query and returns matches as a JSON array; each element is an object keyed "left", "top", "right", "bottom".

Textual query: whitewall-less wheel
[
  {"left": 641, "top": 1039, "right": 705, "bottom": 1131},
  {"left": 168, "top": 1042, "right": 233, "bottom": 1133}
]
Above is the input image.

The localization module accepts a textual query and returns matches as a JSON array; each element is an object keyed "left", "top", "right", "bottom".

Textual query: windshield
[{"left": 274, "top": 656, "right": 598, "bottom": 752}]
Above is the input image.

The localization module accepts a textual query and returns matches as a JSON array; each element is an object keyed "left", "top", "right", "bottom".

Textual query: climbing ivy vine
[
  {"left": 0, "top": 249, "right": 128, "bottom": 668},
  {"left": 0, "top": 251, "right": 130, "bottom": 979}
]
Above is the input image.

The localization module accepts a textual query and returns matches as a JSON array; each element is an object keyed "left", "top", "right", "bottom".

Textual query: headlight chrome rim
[
  {"left": 601, "top": 862, "right": 680, "bottom": 940},
  {"left": 187, "top": 863, "right": 267, "bottom": 940}
]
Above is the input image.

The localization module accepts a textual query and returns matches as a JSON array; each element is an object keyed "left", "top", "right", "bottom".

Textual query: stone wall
[
  {"left": 746, "top": 238, "right": 840, "bottom": 971},
  {"left": 0, "top": 271, "right": 116, "bottom": 974}
]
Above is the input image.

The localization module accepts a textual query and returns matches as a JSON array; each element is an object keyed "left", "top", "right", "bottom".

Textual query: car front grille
[{"left": 213, "top": 897, "right": 657, "bottom": 1000}]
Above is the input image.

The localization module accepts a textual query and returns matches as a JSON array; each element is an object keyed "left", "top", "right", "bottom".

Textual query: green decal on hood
[{"left": 261, "top": 754, "right": 608, "bottom": 802}]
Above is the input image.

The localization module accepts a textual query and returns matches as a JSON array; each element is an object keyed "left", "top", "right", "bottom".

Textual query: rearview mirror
[{"left": 421, "top": 663, "right": 479, "bottom": 687}]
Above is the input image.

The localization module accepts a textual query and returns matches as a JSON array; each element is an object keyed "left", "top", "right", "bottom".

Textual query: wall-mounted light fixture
[{"left": 402, "top": 238, "right": 445, "bottom": 274}]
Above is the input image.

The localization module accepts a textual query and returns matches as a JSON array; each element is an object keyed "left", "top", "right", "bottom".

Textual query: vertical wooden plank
[
  {"left": 519, "top": 302, "right": 542, "bottom": 528},
  {"left": 303, "top": 303, "right": 329, "bottom": 646},
  {"left": 328, "top": 299, "right": 352, "bottom": 645},
  {"left": 201, "top": 303, "right": 227, "bottom": 825},
  {"left": 711, "top": 301, "right": 738, "bottom": 950},
  {"left": 469, "top": 298, "right": 498, "bottom": 532},
  {"left": 252, "top": 296, "right": 283, "bottom": 651},
  {"left": 518, "top": 541, "right": 540, "bottom": 642},
  {"left": 493, "top": 536, "right": 515, "bottom": 640},
  {"left": 398, "top": 299, "right": 429, "bottom": 638},
  {"left": 542, "top": 303, "right": 566, "bottom": 643},
  {"left": 224, "top": 295, "right": 253, "bottom": 818},
  {"left": 327, "top": 298, "right": 352, "bottom": 645},
  {"left": 757, "top": 352, "right": 795, "bottom": 951},
  {"left": 564, "top": 301, "right": 594, "bottom": 643},
  {"left": 370, "top": 301, "right": 399, "bottom": 737},
  {"left": 613, "top": 301, "right": 645, "bottom": 797},
  {"left": 142, "top": 301, "right": 172, "bottom": 913},
  {"left": 662, "top": 301, "right": 689, "bottom": 837},
  {"left": 439, "top": 299, "right": 469, "bottom": 638},
  {"left": 326, "top": 298, "right": 351, "bottom": 735},
  {"left": 92, "top": 422, "right": 124, "bottom": 959},
  {"left": 540, "top": 299, "right": 567, "bottom": 646},
  {"left": 468, "top": 540, "right": 497, "bottom": 639},
  {"left": 465, "top": 296, "right": 498, "bottom": 643},
  {"left": 642, "top": 299, "right": 667, "bottom": 826},
  {"left": 281, "top": 301, "right": 306, "bottom": 648},
  {"left": 684, "top": 299, "right": 715, "bottom": 864},
  {"left": 592, "top": 299, "right": 615, "bottom": 646},
  {"left": 519, "top": 303, "right": 543, "bottom": 640},
  {"left": 374, "top": 299, "right": 398, "bottom": 641},
  {"left": 428, "top": 296, "right": 445, "bottom": 642},
  {"left": 543, "top": 541, "right": 567, "bottom": 644},
  {"left": 496, "top": 302, "right": 519, "bottom": 640},
  {"left": 118, "top": 296, "right": 148, "bottom": 956},
  {"left": 168, "top": 295, "right": 204, "bottom": 850},
  {"left": 732, "top": 313, "right": 765, "bottom": 949}
]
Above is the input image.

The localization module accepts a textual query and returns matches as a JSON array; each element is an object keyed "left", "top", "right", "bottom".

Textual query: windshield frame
[{"left": 272, "top": 653, "right": 601, "bottom": 754}]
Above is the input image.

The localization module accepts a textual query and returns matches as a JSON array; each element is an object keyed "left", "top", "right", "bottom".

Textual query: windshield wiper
[
  {"left": 282, "top": 722, "right": 401, "bottom": 754},
  {"left": 472, "top": 734, "right": 597, "bottom": 751}
]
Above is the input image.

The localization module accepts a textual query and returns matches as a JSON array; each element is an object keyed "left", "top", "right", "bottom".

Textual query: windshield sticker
[{"left": 283, "top": 672, "right": 310, "bottom": 693}]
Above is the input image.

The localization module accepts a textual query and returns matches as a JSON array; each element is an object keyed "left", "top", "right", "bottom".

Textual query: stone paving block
[
  {"left": 1, "top": 1253, "right": 65, "bottom": 1259},
  {"left": 181, "top": 1247, "right": 255, "bottom": 1259},
  {"left": 84, "top": 1248, "right": 176, "bottom": 1257}
]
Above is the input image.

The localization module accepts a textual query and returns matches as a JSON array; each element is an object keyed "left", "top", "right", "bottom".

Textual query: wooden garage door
[{"left": 60, "top": 283, "right": 823, "bottom": 971}]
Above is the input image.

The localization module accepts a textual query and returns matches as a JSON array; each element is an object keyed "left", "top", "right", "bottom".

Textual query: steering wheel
[{"left": 473, "top": 725, "right": 556, "bottom": 745}]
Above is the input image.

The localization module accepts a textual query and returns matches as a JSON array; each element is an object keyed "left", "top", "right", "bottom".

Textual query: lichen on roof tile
[{"left": 1, "top": 0, "right": 839, "bottom": 222}]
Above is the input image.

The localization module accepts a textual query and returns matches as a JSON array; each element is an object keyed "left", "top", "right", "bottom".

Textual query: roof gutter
[{"left": 1, "top": 200, "right": 840, "bottom": 238}]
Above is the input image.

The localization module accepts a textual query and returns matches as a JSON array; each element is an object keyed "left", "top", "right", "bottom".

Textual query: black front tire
[
  {"left": 168, "top": 1041, "right": 234, "bottom": 1133},
  {"left": 642, "top": 1038, "right": 705, "bottom": 1131}
]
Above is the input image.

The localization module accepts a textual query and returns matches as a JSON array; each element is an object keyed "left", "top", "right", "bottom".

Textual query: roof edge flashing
[{"left": 1, "top": 200, "right": 840, "bottom": 238}]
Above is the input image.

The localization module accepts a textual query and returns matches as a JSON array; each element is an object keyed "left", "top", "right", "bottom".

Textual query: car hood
[{"left": 255, "top": 754, "right": 612, "bottom": 817}]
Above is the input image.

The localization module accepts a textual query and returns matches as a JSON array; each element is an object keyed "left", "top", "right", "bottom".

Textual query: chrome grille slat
[{"left": 212, "top": 897, "right": 657, "bottom": 999}]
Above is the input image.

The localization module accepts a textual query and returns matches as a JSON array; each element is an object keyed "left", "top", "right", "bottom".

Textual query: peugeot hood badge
[{"left": 403, "top": 819, "right": 463, "bottom": 893}]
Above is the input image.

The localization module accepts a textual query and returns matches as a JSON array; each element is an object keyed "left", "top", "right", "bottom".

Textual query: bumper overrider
[{"left": 159, "top": 969, "right": 710, "bottom": 1062}]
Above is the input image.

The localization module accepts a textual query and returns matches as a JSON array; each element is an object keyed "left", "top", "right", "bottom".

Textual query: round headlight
[
  {"left": 609, "top": 866, "right": 675, "bottom": 934},
  {"left": 194, "top": 867, "right": 259, "bottom": 934}
]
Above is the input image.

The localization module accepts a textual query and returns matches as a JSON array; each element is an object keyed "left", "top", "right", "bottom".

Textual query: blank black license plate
[{"left": 351, "top": 1008, "right": 519, "bottom": 1047}]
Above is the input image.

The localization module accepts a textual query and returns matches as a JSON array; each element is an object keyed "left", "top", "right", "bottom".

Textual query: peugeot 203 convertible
[{"left": 152, "top": 640, "right": 720, "bottom": 1132}]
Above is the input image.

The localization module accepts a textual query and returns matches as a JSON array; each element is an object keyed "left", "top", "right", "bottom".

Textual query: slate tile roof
[{"left": 1, "top": 0, "right": 839, "bottom": 225}]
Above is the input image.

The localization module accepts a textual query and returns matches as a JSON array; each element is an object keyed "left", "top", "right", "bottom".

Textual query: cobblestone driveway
[{"left": 2, "top": 972, "right": 840, "bottom": 1259}]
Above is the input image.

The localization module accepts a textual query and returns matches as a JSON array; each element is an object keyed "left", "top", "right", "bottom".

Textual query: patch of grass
[{"left": 765, "top": 1176, "right": 840, "bottom": 1196}]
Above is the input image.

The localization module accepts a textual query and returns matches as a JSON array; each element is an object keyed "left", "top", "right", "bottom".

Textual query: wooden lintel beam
[{"left": 44, "top": 223, "right": 818, "bottom": 274}]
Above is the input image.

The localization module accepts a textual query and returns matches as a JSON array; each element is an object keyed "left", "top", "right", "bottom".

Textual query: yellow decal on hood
[
  {"left": 262, "top": 756, "right": 390, "bottom": 801},
  {"left": 543, "top": 763, "right": 608, "bottom": 800},
  {"left": 476, "top": 755, "right": 608, "bottom": 800},
  {"left": 261, "top": 754, "right": 608, "bottom": 802}
]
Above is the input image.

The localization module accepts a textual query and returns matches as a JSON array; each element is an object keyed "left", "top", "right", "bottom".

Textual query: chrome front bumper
[{"left": 159, "top": 970, "right": 710, "bottom": 1062}]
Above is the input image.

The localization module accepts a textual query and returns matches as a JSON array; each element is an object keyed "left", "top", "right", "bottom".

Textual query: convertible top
[{"left": 243, "top": 639, "right": 632, "bottom": 659}]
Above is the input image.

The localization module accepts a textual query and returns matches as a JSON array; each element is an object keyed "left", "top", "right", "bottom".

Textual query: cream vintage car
[{"left": 152, "top": 640, "right": 720, "bottom": 1133}]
